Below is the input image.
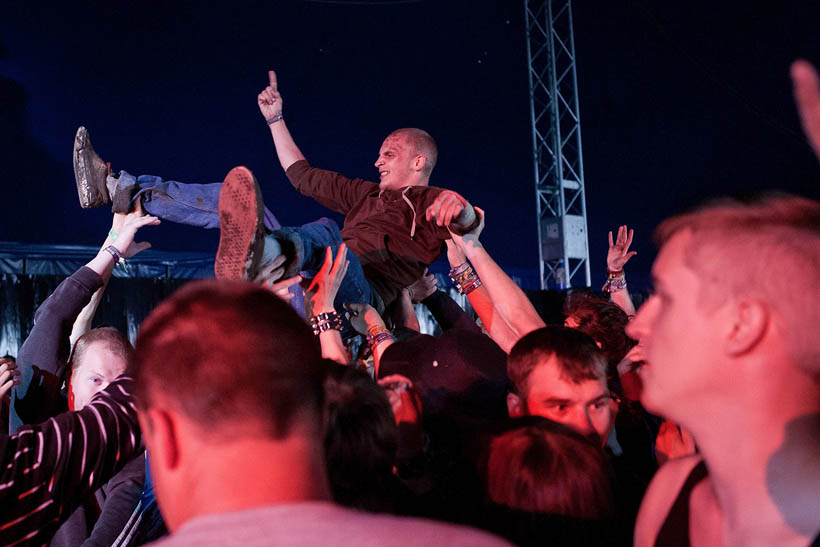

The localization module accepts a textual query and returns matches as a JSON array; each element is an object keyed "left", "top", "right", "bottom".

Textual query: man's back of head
[{"left": 132, "top": 280, "right": 328, "bottom": 531}]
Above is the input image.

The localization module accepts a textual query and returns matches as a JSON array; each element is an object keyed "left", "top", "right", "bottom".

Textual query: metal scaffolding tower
[{"left": 524, "top": 0, "right": 591, "bottom": 289}]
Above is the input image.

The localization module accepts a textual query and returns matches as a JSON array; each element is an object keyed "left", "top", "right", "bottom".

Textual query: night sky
[{"left": 2, "top": 1, "right": 819, "bottom": 290}]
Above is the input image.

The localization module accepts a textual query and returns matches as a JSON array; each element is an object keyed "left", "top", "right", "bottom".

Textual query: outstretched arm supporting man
[{"left": 449, "top": 208, "right": 545, "bottom": 348}]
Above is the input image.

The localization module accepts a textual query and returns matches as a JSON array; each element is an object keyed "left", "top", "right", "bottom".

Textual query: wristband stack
[
  {"left": 449, "top": 262, "right": 482, "bottom": 295},
  {"left": 366, "top": 325, "right": 395, "bottom": 349},
  {"left": 602, "top": 269, "right": 627, "bottom": 293},
  {"left": 309, "top": 311, "right": 343, "bottom": 335},
  {"left": 106, "top": 230, "right": 129, "bottom": 273}
]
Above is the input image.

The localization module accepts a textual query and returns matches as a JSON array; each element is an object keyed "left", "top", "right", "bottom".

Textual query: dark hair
[
  {"left": 483, "top": 417, "right": 613, "bottom": 519},
  {"left": 71, "top": 327, "right": 134, "bottom": 374},
  {"left": 507, "top": 326, "right": 606, "bottom": 396},
  {"left": 133, "top": 280, "right": 324, "bottom": 440},
  {"left": 323, "top": 363, "right": 399, "bottom": 512},
  {"left": 563, "top": 291, "right": 635, "bottom": 369}
]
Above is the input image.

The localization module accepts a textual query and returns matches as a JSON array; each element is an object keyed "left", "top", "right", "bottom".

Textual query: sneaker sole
[{"left": 215, "top": 166, "right": 265, "bottom": 280}]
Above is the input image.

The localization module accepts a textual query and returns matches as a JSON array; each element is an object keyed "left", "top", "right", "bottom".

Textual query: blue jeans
[
  {"left": 119, "top": 172, "right": 380, "bottom": 310},
  {"left": 266, "top": 218, "right": 381, "bottom": 311},
  {"left": 116, "top": 171, "right": 281, "bottom": 230}
]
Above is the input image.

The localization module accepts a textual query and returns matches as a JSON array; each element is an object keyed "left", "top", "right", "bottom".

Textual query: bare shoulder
[{"left": 634, "top": 455, "right": 704, "bottom": 547}]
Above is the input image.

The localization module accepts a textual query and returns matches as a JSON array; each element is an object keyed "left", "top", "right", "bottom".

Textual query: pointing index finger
[{"left": 268, "top": 70, "right": 277, "bottom": 88}]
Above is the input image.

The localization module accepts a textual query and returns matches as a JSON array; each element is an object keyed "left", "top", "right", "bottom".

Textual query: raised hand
[
  {"left": 791, "top": 60, "right": 820, "bottom": 163},
  {"left": 0, "top": 357, "right": 20, "bottom": 399},
  {"left": 344, "top": 302, "right": 384, "bottom": 335},
  {"left": 448, "top": 206, "right": 485, "bottom": 252},
  {"left": 258, "top": 70, "right": 284, "bottom": 121},
  {"left": 426, "top": 190, "right": 468, "bottom": 227},
  {"left": 378, "top": 374, "right": 422, "bottom": 426},
  {"left": 407, "top": 269, "right": 437, "bottom": 304},
  {"left": 304, "top": 244, "right": 349, "bottom": 317},
  {"left": 607, "top": 225, "right": 637, "bottom": 272},
  {"left": 655, "top": 420, "right": 697, "bottom": 466},
  {"left": 254, "top": 255, "right": 288, "bottom": 286},
  {"left": 111, "top": 207, "right": 160, "bottom": 258},
  {"left": 254, "top": 255, "right": 301, "bottom": 302}
]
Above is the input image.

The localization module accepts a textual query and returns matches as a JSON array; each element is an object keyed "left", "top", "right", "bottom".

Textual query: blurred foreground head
[{"left": 132, "top": 280, "right": 327, "bottom": 530}]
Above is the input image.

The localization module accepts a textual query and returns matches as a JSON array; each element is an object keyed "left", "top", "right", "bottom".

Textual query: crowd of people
[{"left": 1, "top": 63, "right": 820, "bottom": 546}]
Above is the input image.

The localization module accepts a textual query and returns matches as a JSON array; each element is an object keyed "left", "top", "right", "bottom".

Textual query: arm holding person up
[
  {"left": 444, "top": 240, "right": 520, "bottom": 352},
  {"left": 346, "top": 303, "right": 394, "bottom": 378},
  {"left": 304, "top": 244, "right": 350, "bottom": 365},
  {"left": 448, "top": 207, "right": 545, "bottom": 346},
  {"left": 70, "top": 205, "right": 153, "bottom": 347},
  {"left": 258, "top": 70, "right": 306, "bottom": 172},
  {"left": 10, "top": 210, "right": 158, "bottom": 432}
]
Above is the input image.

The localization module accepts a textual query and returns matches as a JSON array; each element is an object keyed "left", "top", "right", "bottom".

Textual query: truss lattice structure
[{"left": 524, "top": 0, "right": 591, "bottom": 289}]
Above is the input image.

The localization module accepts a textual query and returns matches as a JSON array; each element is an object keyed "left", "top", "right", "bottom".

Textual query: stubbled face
[
  {"left": 626, "top": 230, "right": 725, "bottom": 417},
  {"left": 514, "top": 355, "right": 612, "bottom": 442},
  {"left": 71, "top": 343, "right": 127, "bottom": 410},
  {"left": 374, "top": 134, "right": 417, "bottom": 190}
]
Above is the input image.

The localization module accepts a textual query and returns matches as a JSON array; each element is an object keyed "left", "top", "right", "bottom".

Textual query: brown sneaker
[
  {"left": 215, "top": 166, "right": 265, "bottom": 280},
  {"left": 73, "top": 127, "right": 112, "bottom": 208}
]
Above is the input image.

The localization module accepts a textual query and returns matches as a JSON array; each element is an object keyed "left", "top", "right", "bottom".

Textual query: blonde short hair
[{"left": 655, "top": 193, "right": 820, "bottom": 371}]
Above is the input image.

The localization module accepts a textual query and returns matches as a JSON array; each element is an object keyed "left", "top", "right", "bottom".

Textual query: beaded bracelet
[
  {"left": 449, "top": 262, "right": 482, "bottom": 295},
  {"left": 103, "top": 245, "right": 122, "bottom": 265},
  {"left": 309, "top": 311, "right": 343, "bottom": 335},
  {"left": 458, "top": 277, "right": 483, "bottom": 295},
  {"left": 449, "top": 263, "right": 475, "bottom": 284},
  {"left": 105, "top": 232, "right": 131, "bottom": 273},
  {"left": 602, "top": 270, "right": 627, "bottom": 293},
  {"left": 366, "top": 325, "right": 395, "bottom": 347}
]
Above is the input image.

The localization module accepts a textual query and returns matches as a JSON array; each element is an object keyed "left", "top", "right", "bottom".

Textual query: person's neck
[
  {"left": 380, "top": 175, "right": 429, "bottom": 191},
  {"left": 683, "top": 365, "right": 820, "bottom": 544},
  {"left": 175, "top": 433, "right": 332, "bottom": 530}
]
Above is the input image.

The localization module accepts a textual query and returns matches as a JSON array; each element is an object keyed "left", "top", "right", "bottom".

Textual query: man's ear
[
  {"left": 412, "top": 154, "right": 426, "bottom": 172},
  {"left": 725, "top": 299, "right": 769, "bottom": 357},
  {"left": 507, "top": 392, "right": 525, "bottom": 417},
  {"left": 139, "top": 408, "right": 181, "bottom": 471}
]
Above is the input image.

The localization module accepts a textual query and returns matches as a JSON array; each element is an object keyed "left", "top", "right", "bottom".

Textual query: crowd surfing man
[
  {"left": 73, "top": 70, "right": 480, "bottom": 314},
  {"left": 628, "top": 194, "right": 820, "bottom": 546}
]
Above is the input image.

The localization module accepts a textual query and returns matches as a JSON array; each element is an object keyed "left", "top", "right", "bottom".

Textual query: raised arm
[
  {"left": 443, "top": 240, "right": 519, "bottom": 352},
  {"left": 304, "top": 244, "right": 350, "bottom": 364},
  {"left": 346, "top": 303, "right": 394, "bottom": 378},
  {"left": 604, "top": 225, "right": 637, "bottom": 317},
  {"left": 791, "top": 60, "right": 820, "bottom": 164},
  {"left": 258, "top": 70, "right": 306, "bottom": 171},
  {"left": 10, "top": 212, "right": 158, "bottom": 433},
  {"left": 70, "top": 207, "right": 154, "bottom": 347},
  {"left": 450, "top": 208, "right": 545, "bottom": 345}
]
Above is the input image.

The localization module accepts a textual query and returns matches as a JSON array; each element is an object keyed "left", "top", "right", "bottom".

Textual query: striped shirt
[{"left": 0, "top": 377, "right": 141, "bottom": 546}]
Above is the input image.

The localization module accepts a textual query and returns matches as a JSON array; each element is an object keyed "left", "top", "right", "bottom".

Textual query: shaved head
[{"left": 388, "top": 128, "right": 438, "bottom": 176}]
